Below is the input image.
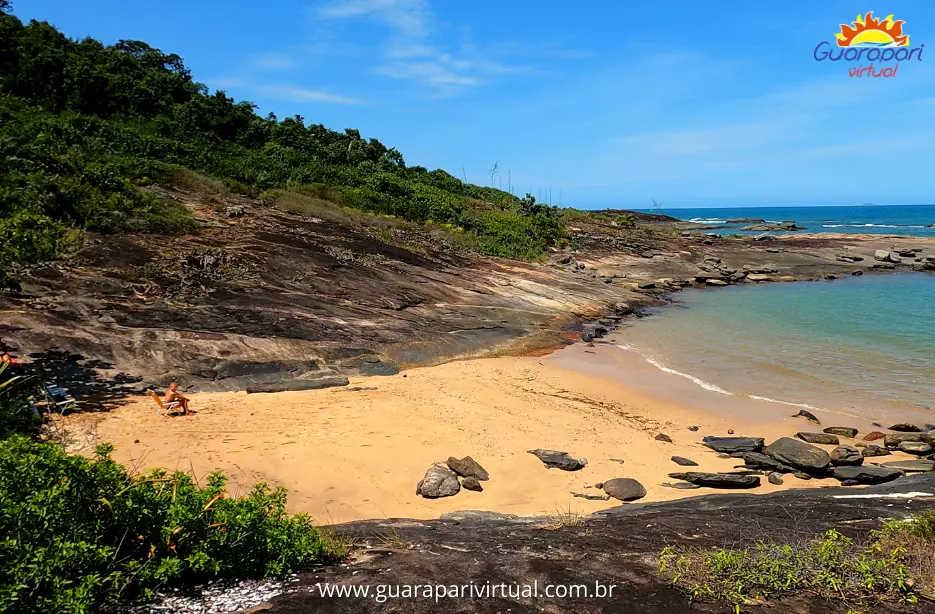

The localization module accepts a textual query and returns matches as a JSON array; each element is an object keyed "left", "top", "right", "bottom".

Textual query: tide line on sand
[{"left": 617, "top": 344, "right": 732, "bottom": 395}]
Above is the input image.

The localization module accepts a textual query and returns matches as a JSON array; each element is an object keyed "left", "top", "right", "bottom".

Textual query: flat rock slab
[
  {"left": 795, "top": 432, "right": 839, "bottom": 445},
  {"left": 863, "top": 431, "right": 885, "bottom": 441},
  {"left": 889, "top": 423, "right": 923, "bottom": 432},
  {"left": 833, "top": 465, "right": 904, "bottom": 484},
  {"left": 527, "top": 449, "right": 587, "bottom": 471},
  {"left": 766, "top": 437, "right": 831, "bottom": 472},
  {"left": 701, "top": 436, "right": 764, "bottom": 454},
  {"left": 572, "top": 491, "right": 610, "bottom": 501},
  {"left": 742, "top": 451, "right": 795, "bottom": 473},
  {"left": 667, "top": 472, "right": 761, "bottom": 489},
  {"left": 244, "top": 376, "right": 350, "bottom": 393},
  {"left": 861, "top": 445, "right": 891, "bottom": 458},
  {"left": 880, "top": 459, "right": 935, "bottom": 472},
  {"left": 417, "top": 463, "right": 461, "bottom": 498},
  {"left": 899, "top": 441, "right": 933, "bottom": 455},
  {"left": 603, "top": 478, "right": 647, "bottom": 502},
  {"left": 823, "top": 426, "right": 858, "bottom": 438},
  {"left": 446, "top": 456, "right": 490, "bottom": 481},
  {"left": 670, "top": 456, "right": 698, "bottom": 467},
  {"left": 885, "top": 433, "right": 922, "bottom": 448}
]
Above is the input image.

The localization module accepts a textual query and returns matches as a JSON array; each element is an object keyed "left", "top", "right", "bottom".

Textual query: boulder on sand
[
  {"left": 796, "top": 432, "right": 839, "bottom": 445},
  {"left": 884, "top": 433, "right": 922, "bottom": 448},
  {"left": 461, "top": 477, "right": 483, "bottom": 492},
  {"left": 417, "top": 463, "right": 461, "bottom": 498},
  {"left": 602, "top": 478, "right": 647, "bottom": 502},
  {"left": 862, "top": 431, "right": 885, "bottom": 442},
  {"left": 830, "top": 445, "right": 863, "bottom": 466},
  {"left": 527, "top": 449, "right": 587, "bottom": 471},
  {"left": 446, "top": 456, "right": 490, "bottom": 481},
  {"left": 889, "top": 423, "right": 922, "bottom": 432},
  {"left": 701, "top": 436, "right": 765, "bottom": 454},
  {"left": 765, "top": 437, "right": 831, "bottom": 473},
  {"left": 823, "top": 426, "right": 858, "bottom": 438},
  {"left": 861, "top": 445, "right": 891, "bottom": 458},
  {"left": 898, "top": 441, "right": 933, "bottom": 456},
  {"left": 742, "top": 452, "right": 795, "bottom": 473},
  {"left": 671, "top": 456, "right": 698, "bottom": 467},
  {"left": 668, "top": 472, "right": 760, "bottom": 489},
  {"left": 655, "top": 433, "right": 673, "bottom": 443},
  {"left": 791, "top": 409, "right": 821, "bottom": 425},
  {"left": 832, "top": 465, "right": 904, "bottom": 485}
]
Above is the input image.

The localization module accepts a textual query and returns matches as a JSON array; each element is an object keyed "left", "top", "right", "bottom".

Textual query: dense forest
[{"left": 0, "top": 1, "right": 565, "bottom": 277}]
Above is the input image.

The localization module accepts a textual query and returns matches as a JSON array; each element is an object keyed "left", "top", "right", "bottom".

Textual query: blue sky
[{"left": 15, "top": 0, "right": 935, "bottom": 208}]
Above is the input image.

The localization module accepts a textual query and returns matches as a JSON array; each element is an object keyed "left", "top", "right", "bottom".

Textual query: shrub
[{"left": 0, "top": 435, "right": 345, "bottom": 614}]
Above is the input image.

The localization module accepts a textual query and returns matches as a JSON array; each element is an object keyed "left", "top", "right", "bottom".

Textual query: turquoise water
[
  {"left": 615, "top": 273, "right": 935, "bottom": 420},
  {"left": 638, "top": 204, "right": 935, "bottom": 237}
]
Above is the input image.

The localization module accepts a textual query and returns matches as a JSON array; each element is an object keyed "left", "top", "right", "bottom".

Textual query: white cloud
[
  {"left": 258, "top": 84, "right": 363, "bottom": 105},
  {"left": 251, "top": 52, "right": 296, "bottom": 70}
]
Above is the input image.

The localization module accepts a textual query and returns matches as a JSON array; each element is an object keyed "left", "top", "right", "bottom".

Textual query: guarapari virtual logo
[{"left": 814, "top": 12, "right": 923, "bottom": 78}]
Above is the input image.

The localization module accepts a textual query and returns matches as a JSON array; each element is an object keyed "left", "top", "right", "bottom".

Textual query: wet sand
[{"left": 63, "top": 342, "right": 930, "bottom": 525}]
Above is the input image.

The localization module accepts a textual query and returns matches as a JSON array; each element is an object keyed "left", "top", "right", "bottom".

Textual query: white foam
[
  {"left": 832, "top": 492, "right": 933, "bottom": 500},
  {"left": 748, "top": 395, "right": 821, "bottom": 410},
  {"left": 644, "top": 357, "right": 733, "bottom": 394}
]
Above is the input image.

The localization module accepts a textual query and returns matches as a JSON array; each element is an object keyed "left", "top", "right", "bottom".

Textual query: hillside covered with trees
[{"left": 0, "top": 1, "right": 566, "bottom": 278}]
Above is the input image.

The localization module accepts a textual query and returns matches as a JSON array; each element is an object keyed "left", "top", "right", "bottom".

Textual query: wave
[
  {"left": 821, "top": 223, "right": 927, "bottom": 229},
  {"left": 616, "top": 344, "right": 733, "bottom": 394},
  {"left": 689, "top": 218, "right": 727, "bottom": 224},
  {"left": 747, "top": 395, "right": 822, "bottom": 411}
]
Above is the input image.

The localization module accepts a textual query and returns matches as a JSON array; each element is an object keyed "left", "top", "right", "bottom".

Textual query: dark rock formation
[
  {"left": 862, "top": 431, "right": 885, "bottom": 441},
  {"left": 823, "top": 426, "right": 858, "bottom": 438},
  {"left": 791, "top": 409, "right": 821, "bottom": 424},
  {"left": 898, "top": 441, "right": 933, "bottom": 456},
  {"left": 670, "top": 456, "right": 698, "bottom": 467},
  {"left": 889, "top": 423, "right": 922, "bottom": 432},
  {"left": 528, "top": 449, "right": 587, "bottom": 471},
  {"left": 765, "top": 437, "right": 831, "bottom": 473},
  {"left": 461, "top": 477, "right": 483, "bottom": 492},
  {"left": 884, "top": 433, "right": 922, "bottom": 448},
  {"left": 768, "top": 472, "right": 784, "bottom": 485},
  {"left": 446, "top": 456, "right": 490, "bottom": 481},
  {"left": 880, "top": 459, "right": 935, "bottom": 473},
  {"left": 832, "top": 465, "right": 904, "bottom": 485},
  {"left": 654, "top": 433, "right": 673, "bottom": 443},
  {"left": 861, "top": 445, "right": 891, "bottom": 458},
  {"left": 667, "top": 472, "right": 760, "bottom": 489},
  {"left": 701, "top": 436, "right": 764, "bottom": 454},
  {"left": 742, "top": 452, "right": 795, "bottom": 473},
  {"left": 795, "top": 432, "right": 839, "bottom": 445},
  {"left": 830, "top": 445, "right": 863, "bottom": 466}
]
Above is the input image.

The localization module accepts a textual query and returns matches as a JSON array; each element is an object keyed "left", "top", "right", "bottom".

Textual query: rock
[
  {"left": 602, "top": 478, "right": 647, "bottom": 502},
  {"left": 841, "top": 479, "right": 860, "bottom": 487},
  {"left": 922, "top": 431, "right": 935, "bottom": 446},
  {"left": 793, "top": 471, "right": 812, "bottom": 480},
  {"left": 862, "top": 431, "right": 885, "bottom": 441},
  {"left": 830, "top": 445, "right": 863, "bottom": 466},
  {"left": 417, "top": 463, "right": 461, "bottom": 498},
  {"left": 861, "top": 445, "right": 891, "bottom": 458},
  {"left": 880, "top": 459, "right": 935, "bottom": 473},
  {"left": 791, "top": 409, "right": 821, "bottom": 424},
  {"left": 884, "top": 433, "right": 922, "bottom": 448},
  {"left": 768, "top": 473, "right": 784, "bottom": 485},
  {"left": 872, "top": 262, "right": 896, "bottom": 270},
  {"left": 823, "top": 426, "right": 858, "bottom": 438},
  {"left": 765, "top": 437, "right": 831, "bottom": 472},
  {"left": 795, "top": 432, "right": 839, "bottom": 445},
  {"left": 889, "top": 423, "right": 922, "bottom": 432},
  {"left": 667, "top": 472, "right": 760, "bottom": 489},
  {"left": 742, "top": 452, "right": 795, "bottom": 473},
  {"left": 701, "top": 436, "right": 764, "bottom": 454},
  {"left": 655, "top": 433, "right": 673, "bottom": 443},
  {"left": 661, "top": 482, "right": 701, "bottom": 490},
  {"left": 873, "top": 249, "right": 891, "bottom": 261},
  {"left": 571, "top": 491, "right": 609, "bottom": 501},
  {"left": 446, "top": 456, "right": 490, "bottom": 481},
  {"left": 527, "top": 449, "right": 587, "bottom": 471},
  {"left": 727, "top": 429, "right": 735, "bottom": 435},
  {"left": 609, "top": 458, "right": 625, "bottom": 465},
  {"left": 461, "top": 477, "right": 483, "bottom": 492},
  {"left": 706, "top": 279, "right": 728, "bottom": 286},
  {"left": 224, "top": 205, "right": 246, "bottom": 218},
  {"left": 687, "top": 425, "right": 699, "bottom": 432},
  {"left": 671, "top": 456, "right": 698, "bottom": 467},
  {"left": 833, "top": 465, "right": 904, "bottom": 485},
  {"left": 898, "top": 441, "right": 933, "bottom": 456},
  {"left": 614, "top": 302, "right": 632, "bottom": 314},
  {"left": 852, "top": 270, "right": 863, "bottom": 276},
  {"left": 581, "top": 332, "right": 594, "bottom": 342}
]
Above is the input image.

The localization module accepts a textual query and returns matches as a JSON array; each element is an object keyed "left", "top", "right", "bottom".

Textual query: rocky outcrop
[
  {"left": 830, "top": 445, "right": 863, "bottom": 466},
  {"left": 765, "top": 437, "right": 831, "bottom": 473},
  {"left": 742, "top": 452, "right": 795, "bottom": 473},
  {"left": 881, "top": 459, "right": 935, "bottom": 472},
  {"left": 898, "top": 441, "right": 933, "bottom": 456},
  {"left": 742, "top": 221, "right": 804, "bottom": 231},
  {"left": 889, "top": 423, "right": 922, "bottom": 432},
  {"left": 833, "top": 465, "right": 904, "bottom": 485}
]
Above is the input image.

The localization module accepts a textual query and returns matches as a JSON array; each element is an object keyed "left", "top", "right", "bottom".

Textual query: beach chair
[
  {"left": 42, "top": 382, "right": 77, "bottom": 414},
  {"left": 147, "top": 389, "right": 181, "bottom": 417}
]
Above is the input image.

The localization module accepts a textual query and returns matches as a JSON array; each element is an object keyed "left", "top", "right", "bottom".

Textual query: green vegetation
[
  {"left": 0, "top": 2, "right": 566, "bottom": 272},
  {"left": 659, "top": 513, "right": 935, "bottom": 612},
  {"left": 0, "top": 342, "right": 345, "bottom": 614}
]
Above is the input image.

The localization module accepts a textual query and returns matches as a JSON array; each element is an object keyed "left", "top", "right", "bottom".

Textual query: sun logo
[{"left": 835, "top": 12, "right": 910, "bottom": 47}]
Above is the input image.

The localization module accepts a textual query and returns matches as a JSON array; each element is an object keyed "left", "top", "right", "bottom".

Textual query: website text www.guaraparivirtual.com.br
[{"left": 314, "top": 580, "right": 618, "bottom": 603}]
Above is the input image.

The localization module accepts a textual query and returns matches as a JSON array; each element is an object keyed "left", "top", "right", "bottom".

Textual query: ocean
[
  {"left": 643, "top": 204, "right": 935, "bottom": 237},
  {"left": 614, "top": 272, "right": 935, "bottom": 423}
]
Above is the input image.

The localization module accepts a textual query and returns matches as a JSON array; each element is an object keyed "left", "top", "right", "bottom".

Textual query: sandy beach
[{"left": 62, "top": 340, "right": 928, "bottom": 525}]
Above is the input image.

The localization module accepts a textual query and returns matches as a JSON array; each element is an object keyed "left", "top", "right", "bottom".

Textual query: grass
[
  {"left": 659, "top": 511, "right": 935, "bottom": 612},
  {"left": 540, "top": 504, "right": 587, "bottom": 530}
]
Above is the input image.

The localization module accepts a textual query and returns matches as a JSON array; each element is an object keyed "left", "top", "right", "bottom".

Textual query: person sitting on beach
[{"left": 165, "top": 383, "right": 191, "bottom": 415}]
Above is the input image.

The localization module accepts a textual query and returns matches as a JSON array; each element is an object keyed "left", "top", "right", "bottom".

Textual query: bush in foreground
[
  {"left": 0, "top": 435, "right": 346, "bottom": 614},
  {"left": 659, "top": 514, "right": 935, "bottom": 612}
]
